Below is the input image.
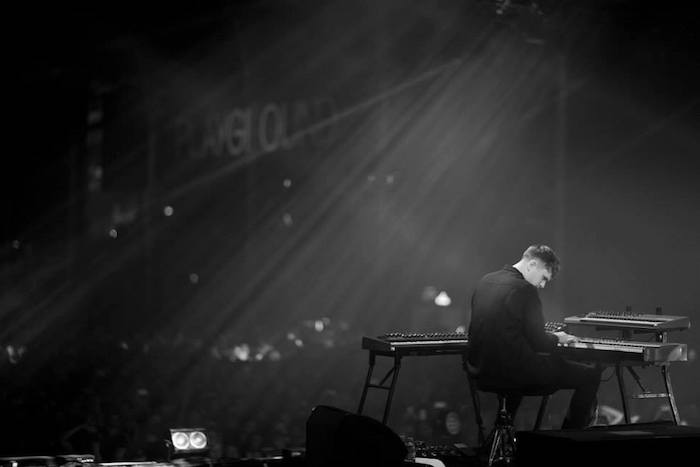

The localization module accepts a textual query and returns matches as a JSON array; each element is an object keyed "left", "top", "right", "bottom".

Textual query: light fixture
[{"left": 168, "top": 428, "right": 209, "bottom": 455}]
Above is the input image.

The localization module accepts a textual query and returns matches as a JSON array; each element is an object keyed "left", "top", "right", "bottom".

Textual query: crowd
[{"left": 2, "top": 327, "right": 697, "bottom": 461}]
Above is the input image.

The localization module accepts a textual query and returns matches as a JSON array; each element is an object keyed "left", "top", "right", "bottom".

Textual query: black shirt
[{"left": 467, "top": 266, "right": 559, "bottom": 389}]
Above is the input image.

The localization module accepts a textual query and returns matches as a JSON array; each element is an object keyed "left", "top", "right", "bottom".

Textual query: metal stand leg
[
  {"left": 534, "top": 395, "right": 549, "bottom": 430},
  {"left": 382, "top": 355, "right": 402, "bottom": 424},
  {"left": 662, "top": 364, "right": 681, "bottom": 425},
  {"left": 615, "top": 364, "right": 630, "bottom": 424},
  {"left": 357, "top": 352, "right": 376, "bottom": 414},
  {"left": 626, "top": 366, "right": 648, "bottom": 393}
]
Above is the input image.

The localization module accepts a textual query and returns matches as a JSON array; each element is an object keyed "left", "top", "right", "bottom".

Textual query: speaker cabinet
[{"left": 306, "top": 405, "right": 407, "bottom": 467}]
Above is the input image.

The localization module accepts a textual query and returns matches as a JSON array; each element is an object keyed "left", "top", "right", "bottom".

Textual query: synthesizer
[
  {"left": 556, "top": 337, "right": 687, "bottom": 364},
  {"left": 564, "top": 311, "right": 690, "bottom": 332},
  {"left": 364, "top": 323, "right": 575, "bottom": 354},
  {"left": 362, "top": 332, "right": 469, "bottom": 355}
]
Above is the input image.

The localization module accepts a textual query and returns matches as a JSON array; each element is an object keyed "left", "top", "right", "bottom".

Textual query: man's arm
[{"left": 513, "top": 285, "right": 559, "bottom": 352}]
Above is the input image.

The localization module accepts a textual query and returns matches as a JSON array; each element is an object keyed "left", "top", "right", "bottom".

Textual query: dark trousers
[{"left": 505, "top": 358, "right": 602, "bottom": 429}]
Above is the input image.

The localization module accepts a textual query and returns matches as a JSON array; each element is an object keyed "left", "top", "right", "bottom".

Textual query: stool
[
  {"left": 463, "top": 359, "right": 552, "bottom": 466},
  {"left": 467, "top": 376, "right": 550, "bottom": 436},
  {"left": 473, "top": 391, "right": 551, "bottom": 466},
  {"left": 465, "top": 374, "right": 550, "bottom": 466}
]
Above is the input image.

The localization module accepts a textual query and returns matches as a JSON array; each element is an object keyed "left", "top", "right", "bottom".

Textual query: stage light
[
  {"left": 434, "top": 291, "right": 451, "bottom": 307},
  {"left": 189, "top": 431, "right": 207, "bottom": 450},
  {"left": 172, "top": 432, "right": 189, "bottom": 450},
  {"left": 169, "top": 428, "right": 209, "bottom": 455}
]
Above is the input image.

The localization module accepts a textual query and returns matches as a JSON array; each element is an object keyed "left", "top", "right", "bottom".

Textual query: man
[{"left": 467, "top": 244, "right": 601, "bottom": 429}]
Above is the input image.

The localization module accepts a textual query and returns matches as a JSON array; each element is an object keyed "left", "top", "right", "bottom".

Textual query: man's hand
[{"left": 553, "top": 331, "right": 579, "bottom": 346}]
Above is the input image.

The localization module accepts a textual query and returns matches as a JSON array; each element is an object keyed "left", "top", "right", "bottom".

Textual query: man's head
[{"left": 513, "top": 244, "right": 560, "bottom": 289}]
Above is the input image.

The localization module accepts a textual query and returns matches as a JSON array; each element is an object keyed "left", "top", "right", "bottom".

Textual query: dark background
[{"left": 2, "top": 0, "right": 699, "bottom": 458}]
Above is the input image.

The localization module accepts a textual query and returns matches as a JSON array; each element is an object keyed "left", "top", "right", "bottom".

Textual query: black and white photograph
[{"left": 3, "top": 1, "right": 699, "bottom": 466}]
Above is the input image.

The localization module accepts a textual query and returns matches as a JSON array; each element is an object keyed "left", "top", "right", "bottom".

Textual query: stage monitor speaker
[
  {"left": 306, "top": 405, "right": 407, "bottom": 467},
  {"left": 516, "top": 422, "right": 700, "bottom": 467}
]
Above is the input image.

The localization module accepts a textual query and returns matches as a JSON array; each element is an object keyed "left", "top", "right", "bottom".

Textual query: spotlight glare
[{"left": 434, "top": 291, "right": 452, "bottom": 307}]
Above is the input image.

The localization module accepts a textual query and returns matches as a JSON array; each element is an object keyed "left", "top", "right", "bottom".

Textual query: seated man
[{"left": 467, "top": 244, "right": 601, "bottom": 428}]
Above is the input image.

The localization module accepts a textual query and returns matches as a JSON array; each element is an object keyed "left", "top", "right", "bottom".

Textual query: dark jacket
[{"left": 467, "top": 266, "right": 559, "bottom": 389}]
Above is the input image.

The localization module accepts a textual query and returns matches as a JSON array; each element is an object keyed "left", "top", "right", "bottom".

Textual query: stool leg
[
  {"left": 488, "top": 396, "right": 516, "bottom": 466},
  {"left": 488, "top": 429, "right": 503, "bottom": 466}
]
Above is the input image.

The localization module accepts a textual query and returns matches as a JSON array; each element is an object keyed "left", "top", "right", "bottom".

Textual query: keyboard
[
  {"left": 564, "top": 311, "right": 690, "bottom": 332},
  {"left": 362, "top": 333, "right": 469, "bottom": 355},
  {"left": 556, "top": 337, "right": 687, "bottom": 364},
  {"left": 364, "top": 323, "right": 570, "bottom": 354}
]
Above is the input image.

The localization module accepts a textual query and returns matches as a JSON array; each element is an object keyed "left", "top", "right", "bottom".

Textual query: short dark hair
[{"left": 522, "top": 244, "right": 560, "bottom": 277}]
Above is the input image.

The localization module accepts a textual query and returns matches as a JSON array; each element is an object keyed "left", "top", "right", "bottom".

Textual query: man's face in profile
[{"left": 525, "top": 259, "right": 552, "bottom": 289}]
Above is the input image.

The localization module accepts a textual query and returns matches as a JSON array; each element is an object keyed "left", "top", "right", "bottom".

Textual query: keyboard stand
[
  {"left": 610, "top": 329, "right": 681, "bottom": 425},
  {"left": 357, "top": 350, "right": 402, "bottom": 424},
  {"left": 612, "top": 363, "right": 680, "bottom": 425},
  {"left": 357, "top": 346, "right": 470, "bottom": 425}
]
